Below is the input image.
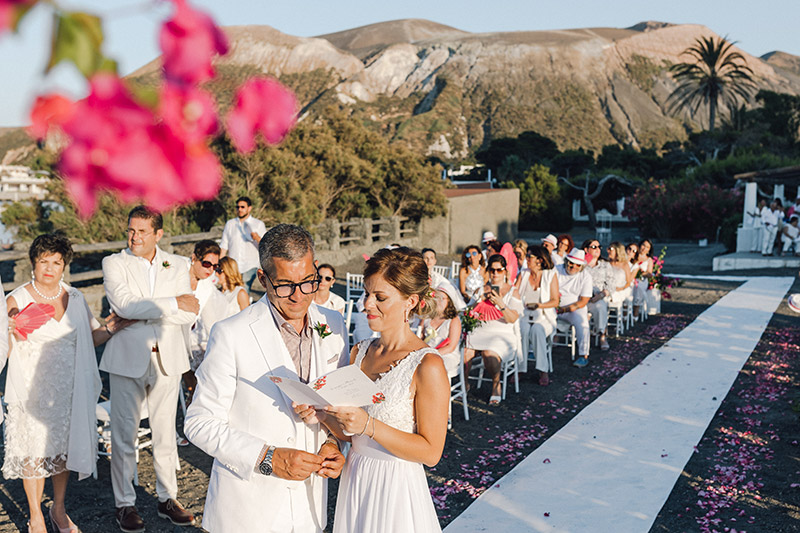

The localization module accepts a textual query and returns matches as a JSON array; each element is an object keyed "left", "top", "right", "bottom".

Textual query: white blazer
[
  {"left": 184, "top": 298, "right": 348, "bottom": 533},
  {"left": 100, "top": 247, "right": 196, "bottom": 378}
]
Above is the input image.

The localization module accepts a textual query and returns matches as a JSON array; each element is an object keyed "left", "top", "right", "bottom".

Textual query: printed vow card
[{"left": 270, "top": 365, "right": 386, "bottom": 408}]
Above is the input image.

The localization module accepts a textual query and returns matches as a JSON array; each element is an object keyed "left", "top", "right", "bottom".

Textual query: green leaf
[{"left": 47, "top": 11, "right": 115, "bottom": 78}]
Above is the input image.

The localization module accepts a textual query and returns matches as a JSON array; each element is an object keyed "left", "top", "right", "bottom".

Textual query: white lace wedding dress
[
  {"left": 333, "top": 339, "right": 442, "bottom": 533},
  {"left": 2, "top": 286, "right": 76, "bottom": 479}
]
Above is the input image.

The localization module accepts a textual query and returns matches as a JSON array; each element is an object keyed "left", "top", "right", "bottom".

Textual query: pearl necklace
[{"left": 31, "top": 280, "right": 63, "bottom": 301}]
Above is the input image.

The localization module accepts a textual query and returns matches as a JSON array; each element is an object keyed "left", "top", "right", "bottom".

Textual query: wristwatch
[{"left": 258, "top": 446, "right": 276, "bottom": 476}]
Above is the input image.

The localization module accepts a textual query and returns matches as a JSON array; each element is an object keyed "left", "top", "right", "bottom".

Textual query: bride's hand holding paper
[{"left": 323, "top": 405, "right": 371, "bottom": 437}]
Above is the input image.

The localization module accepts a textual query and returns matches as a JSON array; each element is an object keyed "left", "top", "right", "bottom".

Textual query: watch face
[{"left": 259, "top": 461, "right": 272, "bottom": 476}]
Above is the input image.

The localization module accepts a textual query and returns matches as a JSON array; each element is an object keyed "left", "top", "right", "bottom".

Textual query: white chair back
[
  {"left": 450, "top": 261, "right": 461, "bottom": 281},
  {"left": 431, "top": 265, "right": 450, "bottom": 279},
  {"left": 346, "top": 273, "right": 365, "bottom": 301}
]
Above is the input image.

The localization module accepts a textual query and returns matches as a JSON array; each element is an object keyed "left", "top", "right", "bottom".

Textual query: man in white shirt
[
  {"left": 102, "top": 206, "right": 200, "bottom": 532},
  {"left": 761, "top": 200, "right": 779, "bottom": 256},
  {"left": 220, "top": 196, "right": 267, "bottom": 292},
  {"left": 555, "top": 248, "right": 593, "bottom": 368}
]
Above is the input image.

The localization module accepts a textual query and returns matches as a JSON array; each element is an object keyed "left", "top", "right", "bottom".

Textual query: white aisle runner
[{"left": 444, "top": 277, "right": 793, "bottom": 533}]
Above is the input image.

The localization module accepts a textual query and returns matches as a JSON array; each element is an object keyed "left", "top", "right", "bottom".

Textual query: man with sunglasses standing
[
  {"left": 185, "top": 224, "right": 347, "bottom": 532},
  {"left": 102, "top": 206, "right": 200, "bottom": 532},
  {"left": 220, "top": 196, "right": 267, "bottom": 293}
]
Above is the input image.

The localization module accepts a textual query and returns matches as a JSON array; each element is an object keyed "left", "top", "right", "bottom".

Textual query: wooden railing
[{"left": 0, "top": 216, "right": 420, "bottom": 291}]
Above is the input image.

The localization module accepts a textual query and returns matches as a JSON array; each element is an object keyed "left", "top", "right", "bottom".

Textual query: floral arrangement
[
  {"left": 313, "top": 322, "right": 332, "bottom": 339},
  {"left": 459, "top": 305, "right": 485, "bottom": 346},
  {"left": 647, "top": 246, "right": 681, "bottom": 299},
  {"left": 162, "top": 260, "right": 171, "bottom": 269}
]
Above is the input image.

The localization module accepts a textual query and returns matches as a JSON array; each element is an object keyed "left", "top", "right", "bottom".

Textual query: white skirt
[
  {"left": 466, "top": 319, "right": 516, "bottom": 358},
  {"left": 334, "top": 436, "right": 441, "bottom": 533}
]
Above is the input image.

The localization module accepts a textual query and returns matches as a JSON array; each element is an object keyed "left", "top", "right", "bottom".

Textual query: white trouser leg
[
  {"left": 559, "top": 308, "right": 590, "bottom": 356},
  {"left": 762, "top": 226, "right": 777, "bottom": 254},
  {"left": 109, "top": 371, "right": 148, "bottom": 507},
  {"left": 587, "top": 300, "right": 608, "bottom": 333},
  {"left": 144, "top": 360, "right": 181, "bottom": 502},
  {"left": 520, "top": 315, "right": 532, "bottom": 357},
  {"left": 750, "top": 227, "right": 761, "bottom": 251},
  {"left": 529, "top": 320, "right": 554, "bottom": 372}
]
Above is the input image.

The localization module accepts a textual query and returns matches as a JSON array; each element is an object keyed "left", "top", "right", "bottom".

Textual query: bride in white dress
[{"left": 294, "top": 247, "right": 449, "bottom": 533}]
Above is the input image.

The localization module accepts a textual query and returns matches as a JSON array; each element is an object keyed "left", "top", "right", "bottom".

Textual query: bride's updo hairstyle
[{"left": 364, "top": 247, "right": 437, "bottom": 319}]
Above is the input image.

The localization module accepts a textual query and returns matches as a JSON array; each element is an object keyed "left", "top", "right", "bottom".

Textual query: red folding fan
[
  {"left": 473, "top": 300, "right": 504, "bottom": 321},
  {"left": 435, "top": 338, "right": 450, "bottom": 350},
  {"left": 14, "top": 302, "right": 56, "bottom": 340}
]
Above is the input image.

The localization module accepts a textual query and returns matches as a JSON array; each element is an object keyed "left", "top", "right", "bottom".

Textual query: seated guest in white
[
  {"left": 217, "top": 257, "right": 251, "bottom": 315},
  {"left": 516, "top": 245, "right": 559, "bottom": 386},
  {"left": 459, "top": 244, "right": 486, "bottom": 302},
  {"left": 781, "top": 216, "right": 800, "bottom": 255},
  {"left": 418, "top": 281, "right": 463, "bottom": 376},
  {"left": 513, "top": 240, "right": 529, "bottom": 276},
  {"left": 582, "top": 239, "right": 615, "bottom": 351},
  {"left": 421, "top": 248, "right": 447, "bottom": 287},
  {"left": 541, "top": 234, "right": 561, "bottom": 266},
  {"left": 555, "top": 248, "right": 592, "bottom": 368},
  {"left": 464, "top": 254, "right": 523, "bottom": 405},
  {"left": 313, "top": 264, "right": 346, "bottom": 315},
  {"left": 607, "top": 241, "right": 634, "bottom": 305},
  {"left": 632, "top": 239, "right": 654, "bottom": 318}
]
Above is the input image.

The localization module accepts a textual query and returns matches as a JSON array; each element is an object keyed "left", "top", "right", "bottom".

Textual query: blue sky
[{"left": 1, "top": 0, "right": 798, "bottom": 126}]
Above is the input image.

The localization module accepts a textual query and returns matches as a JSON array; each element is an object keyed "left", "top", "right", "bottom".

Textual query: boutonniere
[
  {"left": 312, "top": 322, "right": 332, "bottom": 339},
  {"left": 162, "top": 261, "right": 171, "bottom": 269}
]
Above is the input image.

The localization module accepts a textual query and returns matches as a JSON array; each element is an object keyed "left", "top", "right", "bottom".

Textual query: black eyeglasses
[
  {"left": 200, "top": 260, "right": 221, "bottom": 273},
  {"left": 264, "top": 272, "right": 320, "bottom": 298},
  {"left": 321, "top": 275, "right": 334, "bottom": 282},
  {"left": 236, "top": 204, "right": 248, "bottom": 209},
  {"left": 587, "top": 244, "right": 600, "bottom": 249},
  {"left": 488, "top": 267, "right": 505, "bottom": 273}
]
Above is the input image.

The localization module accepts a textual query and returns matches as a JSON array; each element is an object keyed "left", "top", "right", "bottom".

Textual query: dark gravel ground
[{"left": 0, "top": 269, "right": 796, "bottom": 532}]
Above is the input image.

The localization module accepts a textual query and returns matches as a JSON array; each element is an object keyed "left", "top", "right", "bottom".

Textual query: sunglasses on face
[
  {"left": 236, "top": 205, "right": 248, "bottom": 210},
  {"left": 488, "top": 267, "right": 505, "bottom": 273},
  {"left": 566, "top": 261, "right": 580, "bottom": 268},
  {"left": 587, "top": 244, "right": 600, "bottom": 249},
  {"left": 320, "top": 275, "right": 334, "bottom": 282},
  {"left": 467, "top": 251, "right": 480, "bottom": 257},
  {"left": 200, "top": 260, "right": 221, "bottom": 273}
]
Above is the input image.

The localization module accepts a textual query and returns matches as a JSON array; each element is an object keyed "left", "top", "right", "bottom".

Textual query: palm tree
[{"left": 667, "top": 36, "right": 756, "bottom": 131}]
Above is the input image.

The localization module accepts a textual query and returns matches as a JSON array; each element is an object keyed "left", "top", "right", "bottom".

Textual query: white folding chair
[
  {"left": 346, "top": 273, "right": 364, "bottom": 301},
  {"left": 447, "top": 348, "right": 469, "bottom": 428},
  {"left": 431, "top": 265, "right": 450, "bottom": 279},
  {"left": 450, "top": 261, "right": 461, "bottom": 282},
  {"left": 553, "top": 319, "right": 577, "bottom": 360},
  {"left": 624, "top": 297, "right": 635, "bottom": 329},
  {"left": 607, "top": 300, "right": 624, "bottom": 337},
  {"left": 344, "top": 299, "right": 354, "bottom": 350}
]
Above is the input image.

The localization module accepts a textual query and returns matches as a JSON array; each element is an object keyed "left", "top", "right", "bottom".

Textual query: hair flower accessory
[
  {"left": 313, "top": 322, "right": 332, "bottom": 339},
  {"left": 162, "top": 260, "right": 171, "bottom": 269}
]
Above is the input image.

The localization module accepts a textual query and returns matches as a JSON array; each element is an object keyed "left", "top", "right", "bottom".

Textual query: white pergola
[{"left": 734, "top": 166, "right": 800, "bottom": 252}]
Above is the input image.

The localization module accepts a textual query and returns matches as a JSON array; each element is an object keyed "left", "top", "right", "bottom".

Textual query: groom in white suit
[
  {"left": 102, "top": 206, "right": 199, "bottom": 532},
  {"left": 185, "top": 223, "right": 347, "bottom": 533}
]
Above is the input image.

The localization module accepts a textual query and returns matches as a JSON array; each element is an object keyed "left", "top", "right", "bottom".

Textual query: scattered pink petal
[
  {"left": 544, "top": 512, "right": 550, "bottom": 517},
  {"left": 543, "top": 458, "right": 551, "bottom": 464}
]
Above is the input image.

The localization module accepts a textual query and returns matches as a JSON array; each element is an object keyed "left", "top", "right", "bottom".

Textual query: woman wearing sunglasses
[
  {"left": 313, "top": 263, "right": 346, "bottom": 315},
  {"left": 464, "top": 254, "right": 523, "bottom": 405},
  {"left": 459, "top": 244, "right": 487, "bottom": 301}
]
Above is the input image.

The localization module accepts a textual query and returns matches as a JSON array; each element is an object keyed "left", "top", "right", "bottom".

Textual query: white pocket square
[{"left": 327, "top": 354, "right": 340, "bottom": 364}]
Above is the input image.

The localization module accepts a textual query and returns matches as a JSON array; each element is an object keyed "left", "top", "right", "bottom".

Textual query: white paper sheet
[{"left": 271, "top": 365, "right": 385, "bottom": 408}]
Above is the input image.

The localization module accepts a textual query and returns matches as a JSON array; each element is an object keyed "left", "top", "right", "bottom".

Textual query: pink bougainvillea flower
[
  {"left": 227, "top": 77, "right": 297, "bottom": 153},
  {"left": 159, "top": 0, "right": 228, "bottom": 85},
  {"left": 28, "top": 93, "right": 74, "bottom": 139},
  {"left": 158, "top": 82, "right": 217, "bottom": 143},
  {"left": 56, "top": 73, "right": 222, "bottom": 216},
  {"left": 0, "top": 0, "right": 36, "bottom": 33}
]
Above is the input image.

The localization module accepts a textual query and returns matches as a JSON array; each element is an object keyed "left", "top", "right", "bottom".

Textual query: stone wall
[{"left": 445, "top": 188, "right": 520, "bottom": 253}]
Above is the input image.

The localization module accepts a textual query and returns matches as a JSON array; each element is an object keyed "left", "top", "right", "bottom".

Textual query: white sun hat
[
  {"left": 482, "top": 231, "right": 497, "bottom": 243},
  {"left": 541, "top": 234, "right": 557, "bottom": 247},
  {"left": 565, "top": 248, "right": 586, "bottom": 266}
]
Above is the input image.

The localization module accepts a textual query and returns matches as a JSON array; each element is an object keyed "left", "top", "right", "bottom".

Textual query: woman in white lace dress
[
  {"left": 3, "top": 234, "right": 133, "bottom": 533},
  {"left": 458, "top": 244, "right": 486, "bottom": 302},
  {"left": 294, "top": 247, "right": 449, "bottom": 533}
]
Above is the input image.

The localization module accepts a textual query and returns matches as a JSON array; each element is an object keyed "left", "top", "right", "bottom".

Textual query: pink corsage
[
  {"left": 313, "top": 322, "right": 332, "bottom": 339},
  {"left": 162, "top": 261, "right": 171, "bottom": 269}
]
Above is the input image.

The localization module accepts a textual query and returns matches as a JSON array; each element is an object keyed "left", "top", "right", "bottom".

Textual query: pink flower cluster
[{"left": 27, "top": 0, "right": 297, "bottom": 216}]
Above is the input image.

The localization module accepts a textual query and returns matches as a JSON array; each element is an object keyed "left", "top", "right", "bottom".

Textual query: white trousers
[
  {"left": 558, "top": 308, "right": 590, "bottom": 357},
  {"left": 750, "top": 226, "right": 762, "bottom": 252},
  {"left": 781, "top": 234, "right": 800, "bottom": 253},
  {"left": 761, "top": 225, "right": 777, "bottom": 255},
  {"left": 110, "top": 350, "right": 181, "bottom": 507},
  {"left": 587, "top": 299, "right": 609, "bottom": 333},
  {"left": 521, "top": 317, "right": 554, "bottom": 372}
]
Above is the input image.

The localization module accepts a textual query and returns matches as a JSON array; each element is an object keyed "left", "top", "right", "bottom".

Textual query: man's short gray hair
[{"left": 259, "top": 224, "right": 315, "bottom": 276}]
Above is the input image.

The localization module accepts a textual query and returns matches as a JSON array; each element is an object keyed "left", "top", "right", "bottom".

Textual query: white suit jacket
[
  {"left": 184, "top": 298, "right": 348, "bottom": 533},
  {"left": 100, "top": 247, "right": 196, "bottom": 378}
]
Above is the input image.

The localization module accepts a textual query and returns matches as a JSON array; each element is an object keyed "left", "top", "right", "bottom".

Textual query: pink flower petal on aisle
[
  {"left": 159, "top": 0, "right": 228, "bottom": 85},
  {"left": 28, "top": 93, "right": 74, "bottom": 139},
  {"left": 543, "top": 458, "right": 551, "bottom": 463},
  {"left": 227, "top": 77, "right": 297, "bottom": 153}
]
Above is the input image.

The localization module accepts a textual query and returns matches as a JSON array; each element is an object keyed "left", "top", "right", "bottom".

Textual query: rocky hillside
[{"left": 5, "top": 20, "right": 800, "bottom": 164}]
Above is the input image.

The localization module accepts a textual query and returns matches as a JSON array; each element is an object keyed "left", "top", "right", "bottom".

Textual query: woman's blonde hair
[
  {"left": 219, "top": 256, "right": 244, "bottom": 291},
  {"left": 608, "top": 241, "right": 627, "bottom": 263},
  {"left": 364, "top": 247, "right": 436, "bottom": 319}
]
